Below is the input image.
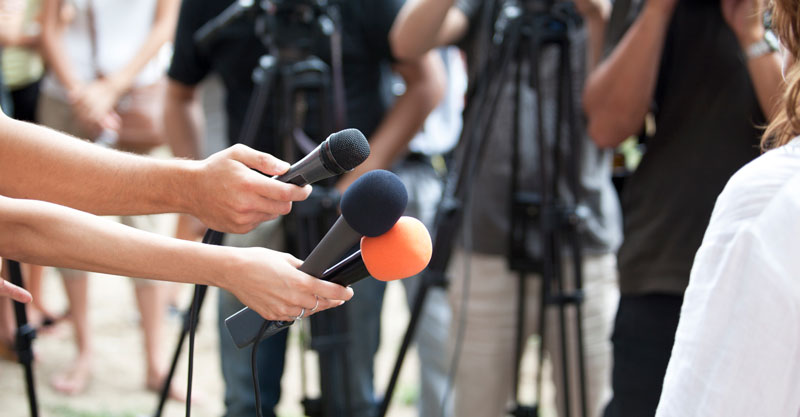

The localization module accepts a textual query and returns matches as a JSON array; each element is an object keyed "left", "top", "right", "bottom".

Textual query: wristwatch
[{"left": 746, "top": 30, "right": 779, "bottom": 60}]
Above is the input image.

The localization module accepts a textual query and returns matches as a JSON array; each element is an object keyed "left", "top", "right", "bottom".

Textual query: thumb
[
  {"left": 1, "top": 279, "right": 32, "bottom": 304},
  {"left": 231, "top": 145, "right": 291, "bottom": 176}
]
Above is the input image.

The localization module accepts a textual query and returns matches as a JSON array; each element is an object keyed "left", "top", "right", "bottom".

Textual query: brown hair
[{"left": 763, "top": 0, "right": 800, "bottom": 150}]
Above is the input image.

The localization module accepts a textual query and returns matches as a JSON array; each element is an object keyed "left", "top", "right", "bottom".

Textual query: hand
[
  {"left": 721, "top": 0, "right": 765, "bottom": 47},
  {"left": 0, "top": 278, "right": 32, "bottom": 303},
  {"left": 223, "top": 247, "right": 354, "bottom": 321},
  {"left": 188, "top": 144, "right": 312, "bottom": 234},
  {"left": 69, "top": 79, "right": 123, "bottom": 138}
]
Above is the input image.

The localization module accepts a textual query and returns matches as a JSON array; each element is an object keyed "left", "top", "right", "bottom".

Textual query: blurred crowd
[{"left": 0, "top": 0, "right": 791, "bottom": 417}]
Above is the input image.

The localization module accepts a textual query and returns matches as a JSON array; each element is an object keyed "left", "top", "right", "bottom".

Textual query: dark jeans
[{"left": 603, "top": 294, "right": 683, "bottom": 417}]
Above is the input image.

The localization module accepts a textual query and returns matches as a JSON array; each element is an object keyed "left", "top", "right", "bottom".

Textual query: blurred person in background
[
  {"left": 581, "top": 0, "right": 784, "bottom": 415},
  {"left": 37, "top": 0, "right": 182, "bottom": 397},
  {"left": 390, "top": 0, "right": 623, "bottom": 415}
]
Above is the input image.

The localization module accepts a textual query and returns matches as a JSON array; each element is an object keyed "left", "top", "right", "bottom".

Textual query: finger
[
  {"left": 251, "top": 178, "right": 312, "bottom": 204},
  {"left": 0, "top": 279, "right": 32, "bottom": 304},
  {"left": 291, "top": 293, "right": 319, "bottom": 311},
  {"left": 308, "top": 298, "right": 345, "bottom": 316},
  {"left": 307, "top": 278, "right": 354, "bottom": 302},
  {"left": 231, "top": 145, "right": 291, "bottom": 176}
]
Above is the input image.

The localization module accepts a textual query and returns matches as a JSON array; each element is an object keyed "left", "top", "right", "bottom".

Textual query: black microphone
[
  {"left": 225, "top": 170, "right": 408, "bottom": 348},
  {"left": 273, "top": 128, "right": 370, "bottom": 186}
]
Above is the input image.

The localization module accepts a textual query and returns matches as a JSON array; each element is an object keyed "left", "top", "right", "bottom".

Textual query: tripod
[
  {"left": 3, "top": 259, "right": 39, "bottom": 417},
  {"left": 379, "top": 1, "right": 589, "bottom": 416},
  {"left": 154, "top": 4, "right": 358, "bottom": 416}
]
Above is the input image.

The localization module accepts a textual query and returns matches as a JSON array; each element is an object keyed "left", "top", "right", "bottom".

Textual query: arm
[
  {"left": 0, "top": 195, "right": 352, "bottom": 319},
  {"left": 722, "top": 0, "right": 783, "bottom": 121},
  {"left": 574, "top": 0, "right": 612, "bottom": 71},
  {"left": 39, "top": 0, "right": 82, "bottom": 94},
  {"left": 582, "top": 0, "right": 677, "bottom": 147},
  {"left": 72, "top": 0, "right": 181, "bottom": 130},
  {"left": 389, "top": 0, "right": 469, "bottom": 61},
  {"left": 0, "top": 112, "right": 310, "bottom": 234},
  {"left": 164, "top": 79, "right": 205, "bottom": 160},
  {"left": 337, "top": 51, "right": 446, "bottom": 191},
  {"left": 0, "top": 0, "right": 25, "bottom": 46}
]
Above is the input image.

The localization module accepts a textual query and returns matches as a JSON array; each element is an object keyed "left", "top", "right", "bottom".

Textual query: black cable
[
  {"left": 252, "top": 320, "right": 272, "bottom": 417},
  {"left": 186, "top": 284, "right": 202, "bottom": 417}
]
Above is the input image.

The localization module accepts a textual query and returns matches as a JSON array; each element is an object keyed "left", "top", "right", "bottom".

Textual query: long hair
[{"left": 763, "top": 0, "right": 800, "bottom": 150}]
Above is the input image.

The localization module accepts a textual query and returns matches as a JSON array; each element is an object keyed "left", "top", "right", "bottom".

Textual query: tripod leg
[{"left": 6, "top": 259, "right": 39, "bottom": 417}]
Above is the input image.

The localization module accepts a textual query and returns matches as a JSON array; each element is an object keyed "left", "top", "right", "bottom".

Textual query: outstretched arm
[
  {"left": 0, "top": 195, "right": 352, "bottom": 319},
  {"left": 582, "top": 0, "right": 678, "bottom": 147},
  {"left": 0, "top": 113, "right": 310, "bottom": 234}
]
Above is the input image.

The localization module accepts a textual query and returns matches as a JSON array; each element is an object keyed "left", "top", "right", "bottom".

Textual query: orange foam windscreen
[{"left": 360, "top": 216, "right": 432, "bottom": 281}]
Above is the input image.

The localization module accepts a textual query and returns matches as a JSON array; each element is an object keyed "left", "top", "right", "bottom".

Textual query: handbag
[{"left": 86, "top": 0, "right": 166, "bottom": 152}]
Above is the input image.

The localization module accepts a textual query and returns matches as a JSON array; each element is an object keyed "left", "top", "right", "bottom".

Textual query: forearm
[
  {"left": 40, "top": 0, "right": 81, "bottom": 92},
  {"left": 583, "top": 5, "right": 673, "bottom": 147},
  {"left": 164, "top": 86, "right": 205, "bottom": 159},
  {"left": 0, "top": 114, "right": 193, "bottom": 216},
  {"left": 0, "top": 0, "right": 25, "bottom": 46},
  {"left": 584, "top": 13, "right": 609, "bottom": 72},
  {"left": 338, "top": 53, "right": 445, "bottom": 190},
  {"left": 746, "top": 53, "right": 783, "bottom": 121},
  {"left": 0, "top": 195, "right": 228, "bottom": 287},
  {"left": 390, "top": 0, "right": 466, "bottom": 60}
]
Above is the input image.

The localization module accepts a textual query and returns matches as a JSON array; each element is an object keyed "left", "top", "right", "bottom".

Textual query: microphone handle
[
  {"left": 224, "top": 250, "right": 372, "bottom": 349},
  {"left": 320, "top": 249, "right": 370, "bottom": 287},
  {"left": 299, "top": 216, "right": 362, "bottom": 277},
  {"left": 273, "top": 140, "right": 346, "bottom": 186}
]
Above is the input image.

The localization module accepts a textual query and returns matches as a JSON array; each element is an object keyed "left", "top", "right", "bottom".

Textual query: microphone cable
[{"left": 252, "top": 320, "right": 272, "bottom": 417}]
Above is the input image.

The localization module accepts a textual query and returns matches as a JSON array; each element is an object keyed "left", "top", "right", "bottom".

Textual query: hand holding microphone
[
  {"left": 190, "top": 129, "right": 369, "bottom": 234},
  {"left": 224, "top": 170, "right": 413, "bottom": 348},
  {"left": 225, "top": 216, "right": 433, "bottom": 348}
]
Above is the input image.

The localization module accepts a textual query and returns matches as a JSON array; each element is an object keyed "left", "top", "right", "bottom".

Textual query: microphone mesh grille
[{"left": 329, "top": 129, "right": 370, "bottom": 170}]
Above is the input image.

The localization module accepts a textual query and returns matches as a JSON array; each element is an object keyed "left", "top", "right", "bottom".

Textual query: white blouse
[{"left": 656, "top": 138, "right": 800, "bottom": 417}]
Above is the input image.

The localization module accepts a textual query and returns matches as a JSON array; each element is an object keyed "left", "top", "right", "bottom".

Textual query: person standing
[
  {"left": 581, "top": 0, "right": 784, "bottom": 415},
  {"left": 390, "top": 0, "right": 623, "bottom": 416},
  {"left": 38, "top": 0, "right": 182, "bottom": 396}
]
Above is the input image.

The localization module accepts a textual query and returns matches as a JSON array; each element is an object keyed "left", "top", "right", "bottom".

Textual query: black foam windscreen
[
  {"left": 340, "top": 169, "right": 408, "bottom": 237},
  {"left": 328, "top": 128, "right": 370, "bottom": 171}
]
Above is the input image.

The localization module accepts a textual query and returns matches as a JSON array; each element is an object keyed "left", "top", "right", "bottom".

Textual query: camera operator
[
  {"left": 581, "top": 0, "right": 784, "bottom": 415},
  {"left": 391, "top": 0, "right": 622, "bottom": 416},
  {"left": 0, "top": 111, "right": 353, "bottom": 318},
  {"left": 165, "top": 1, "right": 444, "bottom": 416}
]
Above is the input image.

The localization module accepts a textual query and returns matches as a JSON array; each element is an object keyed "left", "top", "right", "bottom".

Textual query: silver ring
[
  {"left": 310, "top": 296, "right": 320, "bottom": 313},
  {"left": 293, "top": 307, "right": 306, "bottom": 321}
]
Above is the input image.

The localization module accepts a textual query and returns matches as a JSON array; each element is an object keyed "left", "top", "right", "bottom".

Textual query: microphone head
[
  {"left": 327, "top": 129, "right": 370, "bottom": 171},
  {"left": 360, "top": 216, "right": 432, "bottom": 281},
  {"left": 341, "top": 169, "right": 408, "bottom": 237}
]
